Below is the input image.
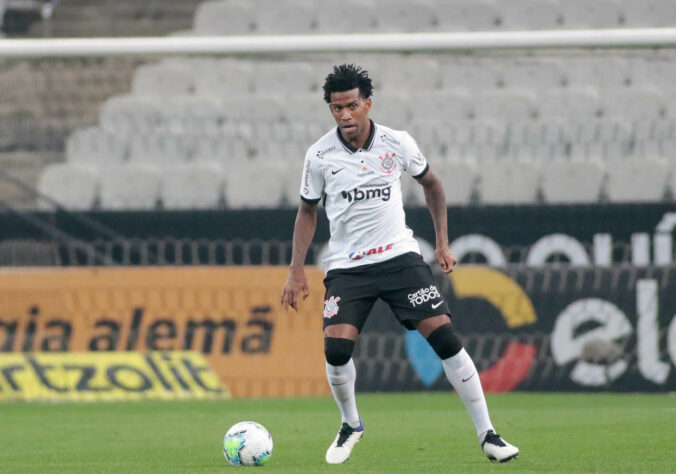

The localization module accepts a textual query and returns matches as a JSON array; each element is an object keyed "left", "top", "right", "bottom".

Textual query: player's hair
[{"left": 323, "top": 64, "right": 374, "bottom": 104}]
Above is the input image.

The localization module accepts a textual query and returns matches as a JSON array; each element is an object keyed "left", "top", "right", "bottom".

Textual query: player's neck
[{"left": 341, "top": 121, "right": 372, "bottom": 150}]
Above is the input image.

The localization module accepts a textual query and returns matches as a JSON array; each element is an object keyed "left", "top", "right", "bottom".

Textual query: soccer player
[{"left": 280, "top": 64, "right": 519, "bottom": 464}]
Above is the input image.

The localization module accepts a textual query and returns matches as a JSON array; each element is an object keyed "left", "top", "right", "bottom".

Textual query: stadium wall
[{"left": 1, "top": 264, "right": 674, "bottom": 399}]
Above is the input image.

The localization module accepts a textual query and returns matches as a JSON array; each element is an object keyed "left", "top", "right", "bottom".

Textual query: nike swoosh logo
[
  {"left": 462, "top": 372, "right": 476, "bottom": 383},
  {"left": 431, "top": 301, "right": 443, "bottom": 309},
  {"left": 331, "top": 168, "right": 344, "bottom": 175}
]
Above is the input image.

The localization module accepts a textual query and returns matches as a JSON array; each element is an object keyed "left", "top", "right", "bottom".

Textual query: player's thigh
[
  {"left": 322, "top": 271, "right": 378, "bottom": 334},
  {"left": 378, "top": 257, "right": 451, "bottom": 331}
]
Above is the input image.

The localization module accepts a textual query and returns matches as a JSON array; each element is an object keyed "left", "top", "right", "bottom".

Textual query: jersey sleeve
[
  {"left": 400, "top": 132, "right": 429, "bottom": 179},
  {"left": 299, "top": 150, "right": 323, "bottom": 203}
]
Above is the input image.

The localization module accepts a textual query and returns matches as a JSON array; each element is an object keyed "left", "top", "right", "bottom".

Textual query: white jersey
[{"left": 300, "top": 121, "right": 429, "bottom": 272}]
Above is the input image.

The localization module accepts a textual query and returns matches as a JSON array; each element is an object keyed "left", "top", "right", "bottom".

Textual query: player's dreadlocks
[{"left": 323, "top": 64, "right": 374, "bottom": 104}]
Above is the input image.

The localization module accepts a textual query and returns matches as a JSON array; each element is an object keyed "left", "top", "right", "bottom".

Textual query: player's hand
[
  {"left": 435, "top": 246, "right": 457, "bottom": 274},
  {"left": 280, "top": 272, "right": 310, "bottom": 312}
]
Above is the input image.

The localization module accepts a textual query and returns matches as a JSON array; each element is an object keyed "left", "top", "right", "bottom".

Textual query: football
[{"left": 223, "top": 421, "right": 273, "bottom": 467}]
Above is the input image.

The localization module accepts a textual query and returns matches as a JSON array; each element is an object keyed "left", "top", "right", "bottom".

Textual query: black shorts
[{"left": 322, "top": 252, "right": 451, "bottom": 332}]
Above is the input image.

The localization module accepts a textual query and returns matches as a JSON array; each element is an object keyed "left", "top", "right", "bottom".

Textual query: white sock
[
  {"left": 326, "top": 359, "right": 360, "bottom": 428},
  {"left": 441, "top": 348, "right": 494, "bottom": 440}
]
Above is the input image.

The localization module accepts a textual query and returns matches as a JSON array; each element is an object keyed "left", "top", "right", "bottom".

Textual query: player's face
[{"left": 329, "top": 88, "right": 372, "bottom": 147}]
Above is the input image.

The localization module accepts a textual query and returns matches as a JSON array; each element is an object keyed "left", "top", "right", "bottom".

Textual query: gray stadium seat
[
  {"left": 476, "top": 159, "right": 541, "bottom": 204},
  {"left": 192, "top": 0, "right": 255, "bottom": 35},
  {"left": 66, "top": 127, "right": 128, "bottom": 164},
  {"left": 400, "top": 173, "right": 426, "bottom": 207},
  {"left": 435, "top": 0, "right": 500, "bottom": 31},
  {"left": 601, "top": 89, "right": 668, "bottom": 120},
  {"left": 314, "top": 0, "right": 376, "bottom": 34},
  {"left": 255, "top": 0, "right": 315, "bottom": 35},
  {"left": 250, "top": 62, "right": 318, "bottom": 95},
  {"left": 605, "top": 158, "right": 670, "bottom": 203},
  {"left": 193, "top": 59, "right": 253, "bottom": 97},
  {"left": 559, "top": 0, "right": 624, "bottom": 29},
  {"left": 371, "top": 0, "right": 436, "bottom": 32},
  {"left": 434, "top": 159, "right": 478, "bottom": 205},
  {"left": 224, "top": 159, "right": 287, "bottom": 208},
  {"left": 161, "top": 162, "right": 225, "bottom": 209},
  {"left": 496, "top": 0, "right": 561, "bottom": 30},
  {"left": 410, "top": 90, "right": 474, "bottom": 123},
  {"left": 99, "top": 163, "right": 162, "bottom": 210},
  {"left": 131, "top": 60, "right": 197, "bottom": 98},
  {"left": 495, "top": 59, "right": 565, "bottom": 90},
  {"left": 622, "top": 0, "right": 676, "bottom": 27},
  {"left": 371, "top": 58, "right": 441, "bottom": 93},
  {"left": 473, "top": 90, "right": 536, "bottom": 121},
  {"left": 100, "top": 95, "right": 162, "bottom": 137},
  {"left": 158, "top": 96, "right": 224, "bottom": 135},
  {"left": 440, "top": 61, "right": 500, "bottom": 91},
  {"left": 37, "top": 163, "right": 100, "bottom": 210},
  {"left": 536, "top": 88, "right": 601, "bottom": 120},
  {"left": 369, "top": 92, "right": 412, "bottom": 130},
  {"left": 540, "top": 159, "right": 605, "bottom": 204},
  {"left": 128, "top": 133, "right": 195, "bottom": 163}
]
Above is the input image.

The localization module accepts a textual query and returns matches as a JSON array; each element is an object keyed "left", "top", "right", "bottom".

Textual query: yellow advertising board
[
  {"left": 0, "top": 351, "right": 226, "bottom": 401},
  {"left": 0, "top": 267, "right": 328, "bottom": 398}
]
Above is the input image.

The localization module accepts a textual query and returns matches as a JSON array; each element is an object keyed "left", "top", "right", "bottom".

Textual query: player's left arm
[{"left": 416, "top": 169, "right": 457, "bottom": 273}]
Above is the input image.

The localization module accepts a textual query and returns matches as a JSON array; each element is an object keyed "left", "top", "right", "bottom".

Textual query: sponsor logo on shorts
[
  {"left": 348, "top": 243, "right": 393, "bottom": 260},
  {"left": 323, "top": 296, "right": 341, "bottom": 318},
  {"left": 408, "top": 285, "right": 441, "bottom": 307}
]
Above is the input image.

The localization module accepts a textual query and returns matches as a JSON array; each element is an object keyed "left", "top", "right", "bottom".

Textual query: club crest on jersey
[
  {"left": 323, "top": 296, "right": 341, "bottom": 318},
  {"left": 379, "top": 153, "right": 397, "bottom": 174},
  {"left": 348, "top": 243, "right": 394, "bottom": 260}
]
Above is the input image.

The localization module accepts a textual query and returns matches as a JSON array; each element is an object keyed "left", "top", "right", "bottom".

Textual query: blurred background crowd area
[{"left": 0, "top": 0, "right": 674, "bottom": 212}]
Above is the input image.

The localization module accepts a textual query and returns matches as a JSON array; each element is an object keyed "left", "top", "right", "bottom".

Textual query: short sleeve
[
  {"left": 400, "top": 132, "right": 429, "bottom": 179},
  {"left": 299, "top": 151, "right": 323, "bottom": 203}
]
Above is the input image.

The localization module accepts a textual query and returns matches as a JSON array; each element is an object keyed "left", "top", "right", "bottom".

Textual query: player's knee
[
  {"left": 426, "top": 323, "right": 463, "bottom": 359},
  {"left": 324, "top": 337, "right": 355, "bottom": 366}
]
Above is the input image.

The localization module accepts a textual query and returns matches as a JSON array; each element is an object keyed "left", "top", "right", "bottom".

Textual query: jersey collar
[{"left": 336, "top": 120, "right": 376, "bottom": 154}]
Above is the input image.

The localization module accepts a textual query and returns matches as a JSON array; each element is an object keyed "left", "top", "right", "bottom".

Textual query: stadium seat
[
  {"left": 36, "top": 163, "right": 100, "bottom": 210},
  {"left": 371, "top": 0, "right": 436, "bottom": 32},
  {"left": 131, "top": 60, "right": 197, "bottom": 98},
  {"left": 99, "top": 95, "right": 162, "bottom": 137},
  {"left": 371, "top": 58, "right": 441, "bottom": 93},
  {"left": 400, "top": 173, "right": 426, "bottom": 207},
  {"left": 476, "top": 159, "right": 541, "bottom": 204},
  {"left": 434, "top": 159, "right": 478, "bottom": 205},
  {"left": 601, "top": 88, "right": 668, "bottom": 120},
  {"left": 192, "top": 0, "right": 255, "bottom": 35},
  {"left": 440, "top": 61, "right": 500, "bottom": 91},
  {"left": 158, "top": 95, "right": 224, "bottom": 135},
  {"left": 435, "top": 0, "right": 500, "bottom": 31},
  {"left": 605, "top": 158, "right": 670, "bottom": 202},
  {"left": 410, "top": 90, "right": 474, "bottom": 123},
  {"left": 161, "top": 162, "right": 225, "bottom": 209},
  {"left": 251, "top": 62, "right": 318, "bottom": 96},
  {"left": 473, "top": 90, "right": 537, "bottom": 121},
  {"left": 224, "top": 159, "right": 287, "bottom": 208},
  {"left": 128, "top": 133, "right": 195, "bottom": 163},
  {"left": 496, "top": 0, "right": 561, "bottom": 30},
  {"left": 540, "top": 159, "right": 605, "bottom": 204},
  {"left": 622, "top": 0, "right": 676, "bottom": 27},
  {"left": 536, "top": 88, "right": 601, "bottom": 120},
  {"left": 98, "top": 163, "right": 162, "bottom": 210},
  {"left": 559, "top": 0, "right": 624, "bottom": 29},
  {"left": 66, "top": 127, "right": 128, "bottom": 164},
  {"left": 314, "top": 0, "right": 376, "bottom": 34},
  {"left": 255, "top": 0, "right": 315, "bottom": 35},
  {"left": 369, "top": 92, "right": 412, "bottom": 131},
  {"left": 193, "top": 59, "right": 254, "bottom": 97},
  {"left": 495, "top": 59, "right": 565, "bottom": 91}
]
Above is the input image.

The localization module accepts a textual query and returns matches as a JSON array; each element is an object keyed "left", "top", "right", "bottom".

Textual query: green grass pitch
[{"left": 1, "top": 392, "right": 673, "bottom": 473}]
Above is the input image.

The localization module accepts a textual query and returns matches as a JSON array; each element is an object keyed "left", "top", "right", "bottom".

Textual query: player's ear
[{"left": 364, "top": 96, "right": 372, "bottom": 111}]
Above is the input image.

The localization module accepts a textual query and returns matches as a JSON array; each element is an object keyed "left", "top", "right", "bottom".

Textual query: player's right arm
[
  {"left": 281, "top": 148, "right": 324, "bottom": 312},
  {"left": 281, "top": 200, "right": 318, "bottom": 312}
]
